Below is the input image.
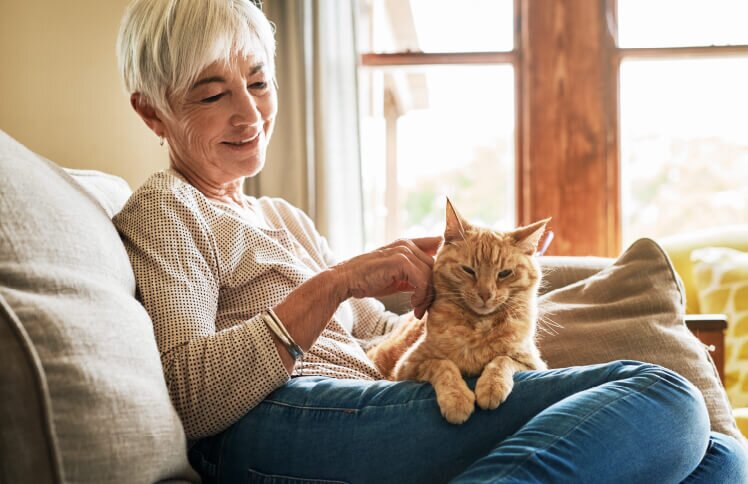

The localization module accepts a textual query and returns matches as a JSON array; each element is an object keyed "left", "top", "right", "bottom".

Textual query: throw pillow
[
  {"left": 538, "top": 238, "right": 742, "bottom": 443},
  {"left": 0, "top": 130, "right": 198, "bottom": 483},
  {"left": 691, "top": 247, "right": 748, "bottom": 408}
]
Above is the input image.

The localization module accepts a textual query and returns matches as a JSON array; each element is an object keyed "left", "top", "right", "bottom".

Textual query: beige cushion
[
  {"left": 538, "top": 238, "right": 743, "bottom": 443},
  {"left": 0, "top": 130, "right": 198, "bottom": 483},
  {"left": 538, "top": 255, "right": 614, "bottom": 295},
  {"left": 64, "top": 167, "right": 133, "bottom": 218}
]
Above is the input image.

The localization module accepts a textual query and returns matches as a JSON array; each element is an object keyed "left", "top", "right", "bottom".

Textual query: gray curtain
[{"left": 248, "top": 0, "right": 365, "bottom": 259}]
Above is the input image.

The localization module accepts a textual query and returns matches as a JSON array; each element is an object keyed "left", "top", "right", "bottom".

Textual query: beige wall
[{"left": 0, "top": 0, "right": 166, "bottom": 190}]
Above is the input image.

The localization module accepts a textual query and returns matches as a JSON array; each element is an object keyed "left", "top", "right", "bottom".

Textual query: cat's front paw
[
  {"left": 436, "top": 384, "right": 476, "bottom": 424},
  {"left": 475, "top": 372, "right": 513, "bottom": 410}
]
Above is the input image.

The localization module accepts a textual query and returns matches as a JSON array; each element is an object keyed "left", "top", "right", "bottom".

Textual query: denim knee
[
  {"left": 710, "top": 432, "right": 748, "bottom": 483},
  {"left": 613, "top": 362, "right": 710, "bottom": 435}
]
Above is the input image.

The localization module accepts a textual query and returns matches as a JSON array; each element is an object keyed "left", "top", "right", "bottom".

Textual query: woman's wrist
[
  {"left": 272, "top": 267, "right": 348, "bottom": 352},
  {"left": 324, "top": 264, "right": 353, "bottom": 304}
]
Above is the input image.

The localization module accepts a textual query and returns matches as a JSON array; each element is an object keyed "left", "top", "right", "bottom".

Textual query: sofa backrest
[
  {"left": 64, "top": 167, "right": 133, "bottom": 218},
  {"left": 0, "top": 130, "right": 198, "bottom": 483}
]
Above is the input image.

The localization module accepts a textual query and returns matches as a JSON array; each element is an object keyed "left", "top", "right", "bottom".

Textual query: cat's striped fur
[{"left": 367, "top": 200, "right": 549, "bottom": 424}]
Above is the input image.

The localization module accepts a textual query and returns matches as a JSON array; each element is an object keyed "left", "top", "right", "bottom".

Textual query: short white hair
[{"left": 117, "top": 0, "right": 275, "bottom": 115}]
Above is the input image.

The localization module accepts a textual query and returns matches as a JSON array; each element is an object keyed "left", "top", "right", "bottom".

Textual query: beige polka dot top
[{"left": 113, "top": 170, "right": 398, "bottom": 439}]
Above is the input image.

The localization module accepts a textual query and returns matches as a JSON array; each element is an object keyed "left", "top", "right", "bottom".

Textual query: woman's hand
[{"left": 332, "top": 236, "right": 443, "bottom": 319}]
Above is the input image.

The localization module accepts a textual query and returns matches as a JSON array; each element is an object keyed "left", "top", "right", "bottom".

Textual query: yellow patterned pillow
[{"left": 691, "top": 247, "right": 748, "bottom": 407}]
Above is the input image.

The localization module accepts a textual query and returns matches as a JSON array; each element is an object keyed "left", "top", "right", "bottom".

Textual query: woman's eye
[
  {"left": 249, "top": 81, "right": 268, "bottom": 90},
  {"left": 461, "top": 266, "right": 476, "bottom": 277},
  {"left": 201, "top": 93, "right": 224, "bottom": 103},
  {"left": 498, "top": 269, "right": 513, "bottom": 279}
]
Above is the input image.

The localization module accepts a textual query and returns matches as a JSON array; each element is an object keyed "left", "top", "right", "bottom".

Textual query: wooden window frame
[{"left": 360, "top": 0, "right": 748, "bottom": 257}]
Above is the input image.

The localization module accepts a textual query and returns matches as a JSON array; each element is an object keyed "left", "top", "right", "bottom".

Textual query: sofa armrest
[
  {"left": 538, "top": 256, "right": 614, "bottom": 295},
  {"left": 685, "top": 314, "right": 728, "bottom": 384}
]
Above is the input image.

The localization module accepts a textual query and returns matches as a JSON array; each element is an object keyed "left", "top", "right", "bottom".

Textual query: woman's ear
[{"left": 130, "top": 93, "right": 166, "bottom": 137}]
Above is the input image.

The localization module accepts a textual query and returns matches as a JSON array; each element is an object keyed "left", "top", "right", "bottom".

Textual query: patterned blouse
[{"left": 113, "top": 170, "right": 398, "bottom": 439}]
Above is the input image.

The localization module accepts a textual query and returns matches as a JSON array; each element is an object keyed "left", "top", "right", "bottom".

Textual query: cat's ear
[
  {"left": 513, "top": 217, "right": 551, "bottom": 255},
  {"left": 444, "top": 197, "right": 469, "bottom": 244}
]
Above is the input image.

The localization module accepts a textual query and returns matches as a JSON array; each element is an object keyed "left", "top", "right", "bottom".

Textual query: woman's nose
[{"left": 230, "top": 90, "right": 261, "bottom": 128}]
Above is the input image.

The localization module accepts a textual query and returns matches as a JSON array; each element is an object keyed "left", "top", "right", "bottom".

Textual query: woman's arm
[
  {"left": 269, "top": 198, "right": 440, "bottom": 342},
  {"left": 272, "top": 236, "right": 442, "bottom": 370}
]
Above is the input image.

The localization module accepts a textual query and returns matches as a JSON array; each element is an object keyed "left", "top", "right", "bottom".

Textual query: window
[
  {"left": 617, "top": 0, "right": 748, "bottom": 246},
  {"left": 356, "top": 1, "right": 748, "bottom": 255},
  {"left": 357, "top": 0, "right": 516, "bottom": 250}
]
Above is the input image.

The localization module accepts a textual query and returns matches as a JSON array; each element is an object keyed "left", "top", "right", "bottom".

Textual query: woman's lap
[{"left": 189, "top": 360, "right": 746, "bottom": 484}]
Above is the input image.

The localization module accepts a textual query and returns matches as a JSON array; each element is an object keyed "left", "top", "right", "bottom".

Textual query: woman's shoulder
[
  {"left": 123, "top": 170, "right": 211, "bottom": 212},
  {"left": 114, "top": 170, "right": 218, "bottom": 231}
]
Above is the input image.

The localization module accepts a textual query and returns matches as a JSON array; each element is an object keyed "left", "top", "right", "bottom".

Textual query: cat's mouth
[
  {"left": 468, "top": 294, "right": 509, "bottom": 315},
  {"left": 468, "top": 300, "right": 501, "bottom": 316},
  {"left": 471, "top": 304, "right": 497, "bottom": 315}
]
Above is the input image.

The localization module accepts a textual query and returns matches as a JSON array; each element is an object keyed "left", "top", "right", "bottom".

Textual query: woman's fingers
[
  {"left": 410, "top": 236, "right": 443, "bottom": 257},
  {"left": 388, "top": 252, "right": 433, "bottom": 318},
  {"left": 411, "top": 283, "right": 434, "bottom": 319},
  {"left": 334, "top": 235, "right": 440, "bottom": 314},
  {"left": 383, "top": 236, "right": 442, "bottom": 268}
]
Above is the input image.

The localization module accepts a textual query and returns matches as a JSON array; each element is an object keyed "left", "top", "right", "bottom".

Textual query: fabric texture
[
  {"left": 659, "top": 225, "right": 748, "bottom": 314},
  {"left": 0, "top": 130, "right": 197, "bottom": 483},
  {"left": 537, "top": 238, "right": 743, "bottom": 443},
  {"left": 691, "top": 247, "right": 748, "bottom": 408},
  {"left": 538, "top": 255, "right": 615, "bottom": 295},
  {"left": 64, "top": 167, "right": 133, "bottom": 217},
  {"left": 0, "top": 294, "right": 62, "bottom": 484},
  {"left": 189, "top": 364, "right": 745, "bottom": 483},
  {"left": 113, "top": 169, "right": 398, "bottom": 439}
]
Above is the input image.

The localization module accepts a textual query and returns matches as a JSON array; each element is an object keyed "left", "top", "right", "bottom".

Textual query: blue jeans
[{"left": 188, "top": 361, "right": 747, "bottom": 483}]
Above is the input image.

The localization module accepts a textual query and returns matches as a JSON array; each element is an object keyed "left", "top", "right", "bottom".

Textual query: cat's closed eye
[
  {"left": 498, "top": 269, "right": 513, "bottom": 279},
  {"left": 461, "top": 265, "right": 476, "bottom": 277}
]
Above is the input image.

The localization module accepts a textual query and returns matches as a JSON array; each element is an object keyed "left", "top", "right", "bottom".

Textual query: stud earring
[{"left": 159, "top": 136, "right": 164, "bottom": 146}]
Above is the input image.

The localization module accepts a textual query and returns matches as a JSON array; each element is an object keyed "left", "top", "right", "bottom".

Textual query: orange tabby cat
[{"left": 367, "top": 200, "right": 549, "bottom": 424}]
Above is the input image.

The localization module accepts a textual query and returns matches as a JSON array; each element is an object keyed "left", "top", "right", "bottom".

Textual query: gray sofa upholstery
[{"left": 0, "top": 130, "right": 198, "bottom": 483}]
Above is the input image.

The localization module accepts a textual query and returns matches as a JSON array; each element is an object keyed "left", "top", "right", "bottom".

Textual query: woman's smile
[
  {"left": 222, "top": 131, "right": 261, "bottom": 147},
  {"left": 222, "top": 130, "right": 262, "bottom": 151}
]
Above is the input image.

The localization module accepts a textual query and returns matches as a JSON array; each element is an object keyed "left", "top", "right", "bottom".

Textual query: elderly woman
[{"left": 113, "top": 1, "right": 745, "bottom": 483}]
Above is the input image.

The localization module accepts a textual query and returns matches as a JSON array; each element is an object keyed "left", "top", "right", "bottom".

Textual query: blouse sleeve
[
  {"left": 113, "top": 186, "right": 290, "bottom": 439},
  {"left": 273, "top": 199, "right": 402, "bottom": 338}
]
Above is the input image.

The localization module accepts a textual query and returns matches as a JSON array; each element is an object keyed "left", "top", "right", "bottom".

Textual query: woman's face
[{"left": 162, "top": 53, "right": 277, "bottom": 184}]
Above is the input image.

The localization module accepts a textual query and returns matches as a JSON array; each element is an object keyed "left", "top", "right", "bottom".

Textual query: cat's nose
[{"left": 478, "top": 290, "right": 491, "bottom": 303}]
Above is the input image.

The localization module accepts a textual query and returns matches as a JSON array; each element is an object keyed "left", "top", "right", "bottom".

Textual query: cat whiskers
[
  {"left": 536, "top": 299, "right": 565, "bottom": 336},
  {"left": 502, "top": 296, "right": 530, "bottom": 322},
  {"left": 536, "top": 313, "right": 563, "bottom": 336},
  {"left": 501, "top": 295, "right": 562, "bottom": 336}
]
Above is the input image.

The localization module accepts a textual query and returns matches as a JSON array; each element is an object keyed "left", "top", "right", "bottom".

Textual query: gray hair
[{"left": 117, "top": 0, "right": 276, "bottom": 116}]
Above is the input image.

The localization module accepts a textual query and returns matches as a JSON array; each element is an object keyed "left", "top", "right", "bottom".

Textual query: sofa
[{"left": 1, "top": 128, "right": 744, "bottom": 483}]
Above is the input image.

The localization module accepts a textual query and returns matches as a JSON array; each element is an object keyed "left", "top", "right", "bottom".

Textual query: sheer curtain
[{"left": 247, "top": 0, "right": 365, "bottom": 259}]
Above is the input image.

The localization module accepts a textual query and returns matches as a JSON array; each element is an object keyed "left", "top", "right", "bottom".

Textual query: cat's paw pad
[
  {"left": 475, "top": 373, "right": 513, "bottom": 410},
  {"left": 437, "top": 386, "right": 475, "bottom": 424}
]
